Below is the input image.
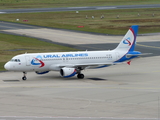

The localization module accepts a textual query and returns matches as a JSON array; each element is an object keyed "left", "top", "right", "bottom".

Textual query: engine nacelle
[
  {"left": 60, "top": 67, "right": 77, "bottom": 78},
  {"left": 35, "top": 71, "right": 49, "bottom": 75}
]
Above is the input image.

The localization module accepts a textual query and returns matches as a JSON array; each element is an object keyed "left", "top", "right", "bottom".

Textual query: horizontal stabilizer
[{"left": 126, "top": 53, "right": 152, "bottom": 58}]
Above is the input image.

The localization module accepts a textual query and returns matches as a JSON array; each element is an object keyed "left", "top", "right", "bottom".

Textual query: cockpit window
[{"left": 10, "top": 59, "right": 20, "bottom": 62}]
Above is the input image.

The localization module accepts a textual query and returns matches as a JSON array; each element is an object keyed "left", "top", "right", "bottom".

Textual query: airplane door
[{"left": 25, "top": 56, "right": 30, "bottom": 66}]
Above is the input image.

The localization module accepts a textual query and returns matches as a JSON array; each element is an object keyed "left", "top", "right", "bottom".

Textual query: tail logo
[
  {"left": 31, "top": 55, "right": 45, "bottom": 67},
  {"left": 123, "top": 37, "right": 131, "bottom": 46}
]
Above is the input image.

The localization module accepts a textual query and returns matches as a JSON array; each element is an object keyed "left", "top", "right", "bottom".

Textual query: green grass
[
  {"left": 0, "top": 33, "right": 77, "bottom": 71},
  {"left": 0, "top": 8, "right": 160, "bottom": 34},
  {"left": 0, "top": 0, "right": 159, "bottom": 9}
]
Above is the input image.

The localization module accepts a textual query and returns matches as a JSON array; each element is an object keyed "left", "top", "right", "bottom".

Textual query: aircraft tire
[
  {"left": 22, "top": 76, "right": 27, "bottom": 80},
  {"left": 77, "top": 74, "right": 84, "bottom": 79}
]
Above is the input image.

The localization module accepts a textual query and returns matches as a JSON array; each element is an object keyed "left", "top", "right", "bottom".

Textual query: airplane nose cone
[{"left": 4, "top": 62, "right": 10, "bottom": 70}]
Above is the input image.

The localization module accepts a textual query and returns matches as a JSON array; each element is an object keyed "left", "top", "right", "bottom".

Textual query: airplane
[{"left": 4, "top": 25, "right": 142, "bottom": 80}]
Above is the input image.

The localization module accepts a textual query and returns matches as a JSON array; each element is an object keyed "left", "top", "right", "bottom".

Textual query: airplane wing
[
  {"left": 58, "top": 59, "right": 137, "bottom": 69},
  {"left": 58, "top": 63, "right": 114, "bottom": 69}
]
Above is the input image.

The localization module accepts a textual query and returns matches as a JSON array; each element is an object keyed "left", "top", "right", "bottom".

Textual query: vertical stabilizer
[{"left": 115, "top": 25, "right": 138, "bottom": 52}]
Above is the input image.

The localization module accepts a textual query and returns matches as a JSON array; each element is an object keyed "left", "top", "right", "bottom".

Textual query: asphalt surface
[
  {"left": 0, "top": 117, "right": 158, "bottom": 120},
  {"left": 0, "top": 56, "right": 160, "bottom": 120},
  {"left": 0, "top": 4, "right": 160, "bottom": 14},
  {"left": 0, "top": 21, "right": 40, "bottom": 30},
  {"left": 0, "top": 5, "right": 160, "bottom": 120}
]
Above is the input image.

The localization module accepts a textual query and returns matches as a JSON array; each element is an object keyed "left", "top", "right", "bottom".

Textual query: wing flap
[{"left": 58, "top": 63, "right": 114, "bottom": 69}]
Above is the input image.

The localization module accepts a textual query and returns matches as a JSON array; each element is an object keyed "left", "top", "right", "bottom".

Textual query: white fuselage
[
  {"left": 4, "top": 25, "right": 140, "bottom": 79},
  {"left": 5, "top": 50, "right": 123, "bottom": 72}
]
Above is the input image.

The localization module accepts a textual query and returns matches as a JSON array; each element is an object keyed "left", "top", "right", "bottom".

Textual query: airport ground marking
[{"left": 137, "top": 43, "right": 160, "bottom": 49}]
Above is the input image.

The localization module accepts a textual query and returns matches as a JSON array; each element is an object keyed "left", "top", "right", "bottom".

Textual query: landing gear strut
[{"left": 22, "top": 72, "right": 27, "bottom": 80}]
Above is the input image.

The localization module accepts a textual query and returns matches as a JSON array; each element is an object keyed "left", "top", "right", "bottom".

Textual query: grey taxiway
[
  {"left": 0, "top": 4, "right": 160, "bottom": 14},
  {"left": 0, "top": 56, "right": 160, "bottom": 120}
]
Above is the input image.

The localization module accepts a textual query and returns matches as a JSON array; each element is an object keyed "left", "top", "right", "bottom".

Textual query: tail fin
[{"left": 115, "top": 25, "right": 138, "bottom": 52}]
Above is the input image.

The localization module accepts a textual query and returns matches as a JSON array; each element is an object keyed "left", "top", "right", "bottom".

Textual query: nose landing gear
[{"left": 22, "top": 72, "right": 27, "bottom": 80}]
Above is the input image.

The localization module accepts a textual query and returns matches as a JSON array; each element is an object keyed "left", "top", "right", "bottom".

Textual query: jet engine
[
  {"left": 35, "top": 71, "right": 49, "bottom": 74},
  {"left": 60, "top": 67, "right": 77, "bottom": 78}
]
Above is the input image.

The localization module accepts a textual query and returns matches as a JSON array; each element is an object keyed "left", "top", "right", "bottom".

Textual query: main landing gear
[
  {"left": 22, "top": 72, "right": 27, "bottom": 80},
  {"left": 76, "top": 67, "right": 84, "bottom": 79},
  {"left": 77, "top": 73, "right": 84, "bottom": 79}
]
